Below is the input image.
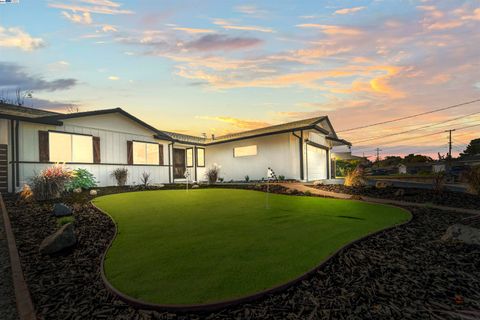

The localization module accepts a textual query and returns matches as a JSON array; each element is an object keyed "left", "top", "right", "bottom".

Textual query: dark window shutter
[
  {"left": 39, "top": 131, "right": 49, "bottom": 162},
  {"left": 93, "top": 136, "right": 101, "bottom": 163},
  {"left": 159, "top": 144, "right": 164, "bottom": 165},
  {"left": 127, "top": 141, "right": 133, "bottom": 165}
]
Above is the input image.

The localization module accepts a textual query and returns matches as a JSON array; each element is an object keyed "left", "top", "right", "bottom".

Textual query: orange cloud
[
  {"left": 0, "top": 25, "right": 45, "bottom": 51},
  {"left": 427, "top": 21, "right": 463, "bottom": 30},
  {"left": 172, "top": 27, "right": 215, "bottom": 34},
  {"left": 334, "top": 7, "right": 366, "bottom": 15},
  {"left": 296, "top": 24, "right": 362, "bottom": 36},
  {"left": 62, "top": 11, "right": 93, "bottom": 24},
  {"left": 213, "top": 19, "right": 274, "bottom": 33},
  {"left": 196, "top": 116, "right": 271, "bottom": 130}
]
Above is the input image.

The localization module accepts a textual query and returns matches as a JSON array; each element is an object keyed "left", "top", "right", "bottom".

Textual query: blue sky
[{"left": 0, "top": 0, "right": 479, "bottom": 157}]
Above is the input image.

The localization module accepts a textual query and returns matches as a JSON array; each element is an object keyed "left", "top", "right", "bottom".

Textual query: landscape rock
[
  {"left": 39, "top": 223, "right": 76, "bottom": 255},
  {"left": 313, "top": 180, "right": 324, "bottom": 186},
  {"left": 73, "top": 188, "right": 82, "bottom": 194},
  {"left": 375, "top": 181, "right": 393, "bottom": 189},
  {"left": 89, "top": 189, "right": 98, "bottom": 196},
  {"left": 441, "top": 224, "right": 480, "bottom": 245},
  {"left": 191, "top": 184, "right": 200, "bottom": 189},
  {"left": 53, "top": 203, "right": 72, "bottom": 217},
  {"left": 394, "top": 189, "right": 405, "bottom": 197}
]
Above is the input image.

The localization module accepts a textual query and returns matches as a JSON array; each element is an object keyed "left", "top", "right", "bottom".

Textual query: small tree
[{"left": 460, "top": 139, "right": 480, "bottom": 158}]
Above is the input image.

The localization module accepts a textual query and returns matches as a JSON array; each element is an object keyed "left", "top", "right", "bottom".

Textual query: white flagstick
[{"left": 184, "top": 170, "right": 190, "bottom": 193}]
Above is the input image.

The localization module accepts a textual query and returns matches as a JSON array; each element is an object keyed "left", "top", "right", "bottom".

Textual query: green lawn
[{"left": 93, "top": 188, "right": 410, "bottom": 305}]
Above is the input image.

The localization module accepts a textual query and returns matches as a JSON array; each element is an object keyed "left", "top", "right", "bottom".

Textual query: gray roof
[
  {"left": 0, "top": 102, "right": 59, "bottom": 118},
  {"left": 160, "top": 116, "right": 336, "bottom": 145},
  {"left": 0, "top": 104, "right": 350, "bottom": 146}
]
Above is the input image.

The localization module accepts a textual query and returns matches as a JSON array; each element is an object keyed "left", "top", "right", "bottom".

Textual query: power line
[
  {"left": 350, "top": 111, "right": 480, "bottom": 144},
  {"left": 353, "top": 123, "right": 480, "bottom": 151},
  {"left": 337, "top": 98, "right": 480, "bottom": 133}
]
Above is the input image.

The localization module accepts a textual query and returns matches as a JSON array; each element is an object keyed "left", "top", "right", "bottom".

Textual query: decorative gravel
[
  {"left": 314, "top": 184, "right": 480, "bottom": 210},
  {"left": 4, "top": 191, "right": 480, "bottom": 319}
]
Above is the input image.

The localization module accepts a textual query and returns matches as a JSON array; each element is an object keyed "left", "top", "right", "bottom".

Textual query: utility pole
[{"left": 445, "top": 129, "right": 456, "bottom": 159}]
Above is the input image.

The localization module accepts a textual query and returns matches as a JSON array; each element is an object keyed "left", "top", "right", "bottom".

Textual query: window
[
  {"left": 196, "top": 148, "right": 205, "bottom": 167},
  {"left": 49, "top": 132, "right": 93, "bottom": 163},
  {"left": 186, "top": 148, "right": 193, "bottom": 167},
  {"left": 234, "top": 145, "right": 257, "bottom": 157},
  {"left": 133, "top": 141, "right": 159, "bottom": 165}
]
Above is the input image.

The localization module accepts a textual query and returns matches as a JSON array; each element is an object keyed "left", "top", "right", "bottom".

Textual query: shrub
[
  {"left": 278, "top": 175, "right": 285, "bottom": 181},
  {"left": 344, "top": 166, "right": 367, "bottom": 187},
  {"left": 66, "top": 168, "right": 97, "bottom": 191},
  {"left": 245, "top": 175, "right": 250, "bottom": 182},
  {"left": 32, "top": 164, "right": 74, "bottom": 201},
  {"left": 304, "top": 190, "right": 312, "bottom": 196},
  {"left": 205, "top": 164, "right": 221, "bottom": 184},
  {"left": 111, "top": 168, "right": 128, "bottom": 186},
  {"left": 140, "top": 172, "right": 151, "bottom": 187},
  {"left": 218, "top": 177, "right": 224, "bottom": 182},
  {"left": 432, "top": 171, "right": 446, "bottom": 193},
  {"left": 462, "top": 165, "right": 480, "bottom": 195}
]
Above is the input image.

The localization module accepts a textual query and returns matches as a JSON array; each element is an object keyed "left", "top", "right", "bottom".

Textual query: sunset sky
[{"left": 0, "top": 0, "right": 479, "bottom": 159}]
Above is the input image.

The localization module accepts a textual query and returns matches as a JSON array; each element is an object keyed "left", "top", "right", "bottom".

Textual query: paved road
[{"left": 0, "top": 204, "right": 18, "bottom": 320}]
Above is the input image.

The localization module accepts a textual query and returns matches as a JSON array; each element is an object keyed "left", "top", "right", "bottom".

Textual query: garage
[{"left": 306, "top": 143, "right": 328, "bottom": 181}]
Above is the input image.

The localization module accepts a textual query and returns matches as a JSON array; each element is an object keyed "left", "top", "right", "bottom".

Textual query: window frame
[
  {"left": 233, "top": 145, "right": 258, "bottom": 158},
  {"left": 48, "top": 130, "right": 94, "bottom": 163},
  {"left": 132, "top": 140, "right": 160, "bottom": 165},
  {"left": 196, "top": 147, "right": 205, "bottom": 167},
  {"left": 186, "top": 147, "right": 194, "bottom": 168}
]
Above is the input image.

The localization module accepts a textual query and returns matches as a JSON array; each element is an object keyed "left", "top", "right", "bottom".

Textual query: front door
[{"left": 173, "top": 148, "right": 186, "bottom": 179}]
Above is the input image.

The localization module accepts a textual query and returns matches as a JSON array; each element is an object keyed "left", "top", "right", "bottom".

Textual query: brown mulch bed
[
  {"left": 314, "top": 184, "right": 480, "bottom": 210},
  {"left": 5, "top": 189, "right": 480, "bottom": 319}
]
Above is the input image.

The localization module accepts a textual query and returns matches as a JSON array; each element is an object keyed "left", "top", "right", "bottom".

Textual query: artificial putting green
[{"left": 93, "top": 188, "right": 410, "bottom": 305}]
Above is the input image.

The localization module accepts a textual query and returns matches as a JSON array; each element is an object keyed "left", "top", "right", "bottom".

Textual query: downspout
[
  {"left": 168, "top": 142, "right": 173, "bottom": 184},
  {"left": 10, "top": 120, "right": 15, "bottom": 192},
  {"left": 15, "top": 120, "right": 19, "bottom": 188},
  {"left": 292, "top": 130, "right": 304, "bottom": 181},
  {"left": 194, "top": 146, "right": 197, "bottom": 182}
]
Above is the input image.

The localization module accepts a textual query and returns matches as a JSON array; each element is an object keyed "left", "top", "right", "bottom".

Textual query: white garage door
[{"left": 307, "top": 145, "right": 327, "bottom": 181}]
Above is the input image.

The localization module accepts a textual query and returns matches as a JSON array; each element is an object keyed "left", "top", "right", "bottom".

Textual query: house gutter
[
  {"left": 10, "top": 120, "right": 15, "bottom": 192},
  {"left": 15, "top": 120, "right": 19, "bottom": 188},
  {"left": 168, "top": 142, "right": 173, "bottom": 184},
  {"left": 292, "top": 131, "right": 304, "bottom": 181}
]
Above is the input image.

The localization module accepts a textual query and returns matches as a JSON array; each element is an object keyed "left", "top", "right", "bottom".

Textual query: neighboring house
[
  {"left": 0, "top": 103, "right": 350, "bottom": 193},
  {"left": 398, "top": 164, "right": 407, "bottom": 174}
]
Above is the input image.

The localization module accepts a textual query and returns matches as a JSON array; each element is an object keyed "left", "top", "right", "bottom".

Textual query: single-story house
[{"left": 0, "top": 103, "right": 350, "bottom": 193}]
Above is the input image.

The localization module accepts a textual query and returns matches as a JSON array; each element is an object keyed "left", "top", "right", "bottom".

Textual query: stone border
[
  {"left": 0, "top": 194, "right": 36, "bottom": 320},
  {"left": 93, "top": 192, "right": 413, "bottom": 313}
]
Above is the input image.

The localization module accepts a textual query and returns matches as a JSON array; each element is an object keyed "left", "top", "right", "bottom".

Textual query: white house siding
[
  {"left": 204, "top": 133, "right": 300, "bottom": 181},
  {"left": 16, "top": 114, "right": 172, "bottom": 188},
  {"left": 0, "top": 119, "right": 8, "bottom": 144}
]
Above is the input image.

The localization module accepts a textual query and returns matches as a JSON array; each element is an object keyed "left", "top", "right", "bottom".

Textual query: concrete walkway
[{"left": 277, "top": 183, "right": 480, "bottom": 216}]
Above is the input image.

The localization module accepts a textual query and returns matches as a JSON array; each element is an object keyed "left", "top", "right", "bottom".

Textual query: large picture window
[
  {"left": 49, "top": 132, "right": 93, "bottom": 163},
  {"left": 133, "top": 141, "right": 159, "bottom": 165},
  {"left": 196, "top": 148, "right": 205, "bottom": 167},
  {"left": 234, "top": 145, "right": 257, "bottom": 157}
]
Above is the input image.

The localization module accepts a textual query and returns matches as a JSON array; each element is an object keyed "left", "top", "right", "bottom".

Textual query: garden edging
[
  {"left": 0, "top": 194, "right": 36, "bottom": 320},
  {"left": 92, "top": 193, "right": 413, "bottom": 313}
]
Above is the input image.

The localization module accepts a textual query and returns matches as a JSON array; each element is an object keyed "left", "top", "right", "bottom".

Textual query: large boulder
[
  {"left": 441, "top": 224, "right": 480, "bottom": 246},
  {"left": 53, "top": 203, "right": 72, "bottom": 217},
  {"left": 40, "top": 223, "right": 76, "bottom": 255}
]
